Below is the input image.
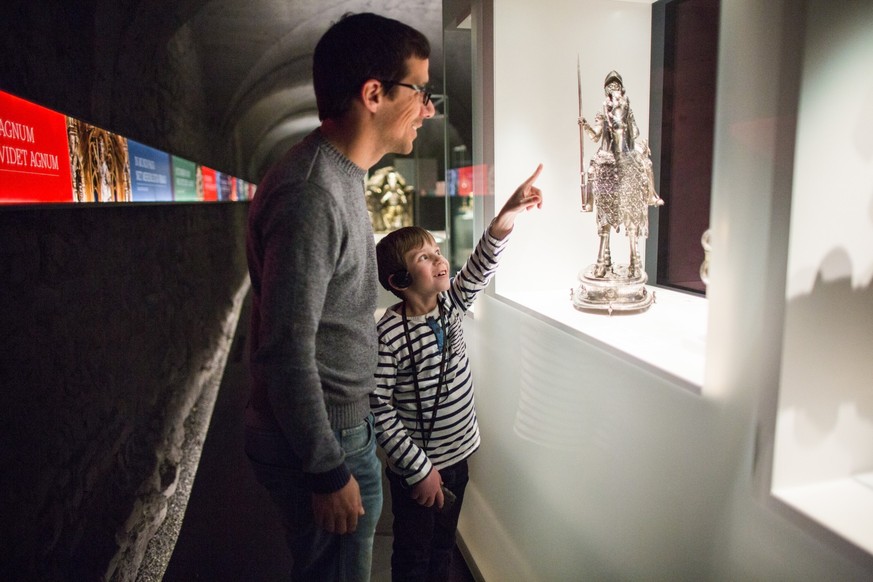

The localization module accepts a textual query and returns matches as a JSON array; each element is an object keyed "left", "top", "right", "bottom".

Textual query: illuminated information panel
[{"left": 0, "top": 90, "right": 256, "bottom": 205}]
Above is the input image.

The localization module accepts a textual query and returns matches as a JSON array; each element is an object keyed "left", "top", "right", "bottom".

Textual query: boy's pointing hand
[{"left": 490, "top": 163, "right": 544, "bottom": 239}]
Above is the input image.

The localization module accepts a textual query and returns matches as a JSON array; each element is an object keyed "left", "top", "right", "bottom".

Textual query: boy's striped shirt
[{"left": 371, "top": 228, "right": 508, "bottom": 486}]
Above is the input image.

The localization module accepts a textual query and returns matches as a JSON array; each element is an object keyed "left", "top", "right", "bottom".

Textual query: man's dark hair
[{"left": 313, "top": 12, "right": 431, "bottom": 121}]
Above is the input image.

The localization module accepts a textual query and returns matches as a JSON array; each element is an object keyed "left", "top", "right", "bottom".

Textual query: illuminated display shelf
[
  {"left": 774, "top": 473, "right": 873, "bottom": 556},
  {"left": 498, "top": 287, "right": 706, "bottom": 394}
]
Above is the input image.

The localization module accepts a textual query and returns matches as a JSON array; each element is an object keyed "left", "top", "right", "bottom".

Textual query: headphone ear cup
[{"left": 391, "top": 270, "right": 413, "bottom": 289}]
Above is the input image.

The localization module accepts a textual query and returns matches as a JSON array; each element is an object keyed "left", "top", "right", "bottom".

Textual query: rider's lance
[{"left": 578, "top": 58, "right": 592, "bottom": 212}]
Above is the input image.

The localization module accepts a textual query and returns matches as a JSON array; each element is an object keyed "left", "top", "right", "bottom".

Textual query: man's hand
[
  {"left": 411, "top": 468, "right": 444, "bottom": 508},
  {"left": 312, "top": 475, "right": 365, "bottom": 534}
]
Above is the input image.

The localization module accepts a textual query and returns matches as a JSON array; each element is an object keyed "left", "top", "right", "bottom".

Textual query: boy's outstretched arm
[{"left": 489, "top": 163, "right": 544, "bottom": 240}]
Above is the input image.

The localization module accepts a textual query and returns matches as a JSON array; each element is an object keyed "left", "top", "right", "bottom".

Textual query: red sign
[
  {"left": 0, "top": 90, "right": 74, "bottom": 203},
  {"left": 457, "top": 166, "right": 474, "bottom": 196},
  {"left": 200, "top": 166, "right": 218, "bottom": 201}
]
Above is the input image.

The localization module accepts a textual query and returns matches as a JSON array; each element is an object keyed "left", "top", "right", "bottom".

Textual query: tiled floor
[{"left": 161, "top": 296, "right": 475, "bottom": 581}]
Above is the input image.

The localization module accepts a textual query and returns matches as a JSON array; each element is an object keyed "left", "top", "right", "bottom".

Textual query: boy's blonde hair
[{"left": 376, "top": 226, "right": 435, "bottom": 298}]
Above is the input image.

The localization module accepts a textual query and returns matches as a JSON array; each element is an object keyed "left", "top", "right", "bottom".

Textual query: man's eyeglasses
[{"left": 378, "top": 80, "right": 432, "bottom": 106}]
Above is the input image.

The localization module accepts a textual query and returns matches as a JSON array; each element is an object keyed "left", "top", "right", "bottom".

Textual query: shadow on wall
[
  {"left": 780, "top": 247, "right": 873, "bottom": 455},
  {"left": 0, "top": 203, "right": 251, "bottom": 581}
]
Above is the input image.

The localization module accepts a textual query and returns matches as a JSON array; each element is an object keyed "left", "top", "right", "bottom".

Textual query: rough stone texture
[
  {"left": 134, "top": 355, "right": 230, "bottom": 582},
  {"left": 0, "top": 202, "right": 251, "bottom": 581}
]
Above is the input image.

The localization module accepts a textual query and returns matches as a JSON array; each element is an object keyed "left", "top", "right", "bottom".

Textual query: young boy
[{"left": 371, "top": 164, "right": 543, "bottom": 580}]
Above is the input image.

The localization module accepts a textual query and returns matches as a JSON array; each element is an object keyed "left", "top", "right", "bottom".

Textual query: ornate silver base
[{"left": 571, "top": 264, "right": 655, "bottom": 315}]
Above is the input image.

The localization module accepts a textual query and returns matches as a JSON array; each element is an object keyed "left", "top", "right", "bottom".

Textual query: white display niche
[
  {"left": 488, "top": 0, "right": 706, "bottom": 392},
  {"left": 769, "top": 0, "right": 873, "bottom": 559}
]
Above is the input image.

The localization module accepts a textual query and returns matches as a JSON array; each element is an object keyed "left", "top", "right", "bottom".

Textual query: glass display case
[
  {"left": 374, "top": 9, "right": 476, "bottom": 273},
  {"left": 480, "top": 0, "right": 707, "bottom": 390}
]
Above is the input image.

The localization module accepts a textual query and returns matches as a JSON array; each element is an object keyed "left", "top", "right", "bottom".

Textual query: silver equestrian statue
[{"left": 573, "top": 70, "right": 664, "bottom": 314}]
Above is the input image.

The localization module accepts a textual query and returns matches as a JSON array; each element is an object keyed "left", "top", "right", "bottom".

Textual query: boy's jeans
[
  {"left": 387, "top": 459, "right": 469, "bottom": 581},
  {"left": 245, "top": 413, "right": 383, "bottom": 581}
]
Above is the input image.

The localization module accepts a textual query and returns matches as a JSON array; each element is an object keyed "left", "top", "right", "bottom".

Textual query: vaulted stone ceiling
[
  {"left": 182, "top": 0, "right": 445, "bottom": 179},
  {"left": 0, "top": 0, "right": 461, "bottom": 183}
]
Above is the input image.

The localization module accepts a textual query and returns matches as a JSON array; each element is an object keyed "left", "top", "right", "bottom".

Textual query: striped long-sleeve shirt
[{"left": 371, "top": 227, "right": 509, "bottom": 486}]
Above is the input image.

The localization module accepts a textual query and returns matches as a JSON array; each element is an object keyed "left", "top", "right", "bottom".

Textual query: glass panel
[
  {"left": 443, "top": 16, "right": 475, "bottom": 273},
  {"left": 651, "top": 0, "right": 719, "bottom": 294},
  {"left": 369, "top": 94, "right": 447, "bottom": 254}
]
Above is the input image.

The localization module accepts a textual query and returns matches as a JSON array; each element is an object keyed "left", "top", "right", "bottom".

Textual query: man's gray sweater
[{"left": 246, "top": 129, "right": 378, "bottom": 493}]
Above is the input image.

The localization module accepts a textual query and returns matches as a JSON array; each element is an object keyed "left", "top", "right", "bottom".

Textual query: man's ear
[{"left": 361, "top": 79, "right": 383, "bottom": 113}]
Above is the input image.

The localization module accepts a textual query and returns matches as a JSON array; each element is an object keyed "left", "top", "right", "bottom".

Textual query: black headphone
[{"left": 390, "top": 269, "right": 413, "bottom": 289}]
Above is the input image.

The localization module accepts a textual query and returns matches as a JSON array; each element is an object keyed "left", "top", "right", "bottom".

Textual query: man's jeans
[{"left": 245, "top": 413, "right": 383, "bottom": 581}]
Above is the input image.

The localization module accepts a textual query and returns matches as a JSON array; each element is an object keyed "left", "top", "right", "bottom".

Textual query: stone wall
[{"left": 0, "top": 202, "right": 250, "bottom": 580}]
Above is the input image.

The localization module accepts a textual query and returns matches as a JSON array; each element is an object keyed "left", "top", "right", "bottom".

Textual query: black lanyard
[{"left": 401, "top": 300, "right": 449, "bottom": 451}]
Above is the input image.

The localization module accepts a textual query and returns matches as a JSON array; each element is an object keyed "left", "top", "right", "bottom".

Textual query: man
[{"left": 244, "top": 12, "right": 435, "bottom": 581}]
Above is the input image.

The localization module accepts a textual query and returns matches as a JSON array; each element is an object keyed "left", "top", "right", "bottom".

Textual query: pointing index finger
[{"left": 523, "top": 163, "right": 544, "bottom": 189}]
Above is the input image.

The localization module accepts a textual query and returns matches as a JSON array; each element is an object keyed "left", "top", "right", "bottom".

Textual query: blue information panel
[{"left": 128, "top": 140, "right": 173, "bottom": 202}]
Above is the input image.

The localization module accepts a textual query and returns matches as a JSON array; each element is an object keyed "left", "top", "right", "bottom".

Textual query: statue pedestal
[{"left": 571, "top": 264, "right": 655, "bottom": 315}]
